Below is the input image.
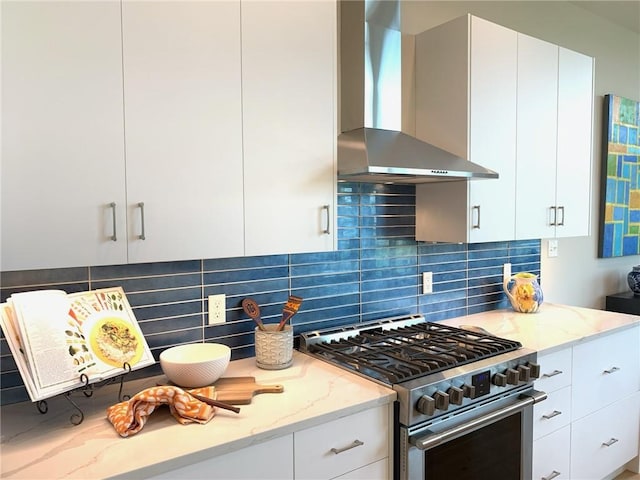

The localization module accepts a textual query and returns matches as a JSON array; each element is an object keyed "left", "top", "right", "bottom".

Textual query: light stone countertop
[{"left": 1, "top": 303, "right": 638, "bottom": 479}]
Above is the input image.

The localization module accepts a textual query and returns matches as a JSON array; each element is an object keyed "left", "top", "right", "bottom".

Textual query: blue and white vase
[{"left": 627, "top": 265, "right": 640, "bottom": 295}]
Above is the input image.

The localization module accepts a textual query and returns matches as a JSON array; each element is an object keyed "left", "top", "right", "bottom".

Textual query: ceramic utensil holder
[{"left": 255, "top": 324, "right": 293, "bottom": 370}]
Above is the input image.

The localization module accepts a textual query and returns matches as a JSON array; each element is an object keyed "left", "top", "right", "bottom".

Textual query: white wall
[{"left": 402, "top": 1, "right": 640, "bottom": 309}]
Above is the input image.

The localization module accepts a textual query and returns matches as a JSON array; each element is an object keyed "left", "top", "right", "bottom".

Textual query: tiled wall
[{"left": 0, "top": 183, "right": 541, "bottom": 404}]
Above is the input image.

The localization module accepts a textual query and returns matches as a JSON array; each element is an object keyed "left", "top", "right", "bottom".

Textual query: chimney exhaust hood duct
[{"left": 338, "top": 0, "right": 498, "bottom": 184}]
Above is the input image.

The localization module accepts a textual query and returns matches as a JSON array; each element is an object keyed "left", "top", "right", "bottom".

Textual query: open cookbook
[{"left": 0, "top": 287, "right": 154, "bottom": 402}]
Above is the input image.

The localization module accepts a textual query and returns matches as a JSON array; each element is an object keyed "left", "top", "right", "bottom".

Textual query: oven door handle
[{"left": 411, "top": 389, "right": 547, "bottom": 451}]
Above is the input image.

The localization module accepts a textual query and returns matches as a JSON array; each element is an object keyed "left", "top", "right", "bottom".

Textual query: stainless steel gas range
[{"left": 300, "top": 314, "right": 547, "bottom": 480}]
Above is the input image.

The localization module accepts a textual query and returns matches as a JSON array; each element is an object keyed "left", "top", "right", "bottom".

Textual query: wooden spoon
[
  {"left": 277, "top": 295, "right": 303, "bottom": 331},
  {"left": 242, "top": 298, "right": 265, "bottom": 331}
]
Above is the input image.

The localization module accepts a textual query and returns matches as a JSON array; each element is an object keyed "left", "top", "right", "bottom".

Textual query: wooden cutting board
[{"left": 213, "top": 376, "right": 284, "bottom": 405}]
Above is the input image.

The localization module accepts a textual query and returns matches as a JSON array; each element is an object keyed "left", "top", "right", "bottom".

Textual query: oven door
[{"left": 401, "top": 388, "right": 547, "bottom": 480}]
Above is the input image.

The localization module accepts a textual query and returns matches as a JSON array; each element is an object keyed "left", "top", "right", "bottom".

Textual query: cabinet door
[
  {"left": 515, "top": 34, "right": 558, "bottom": 241},
  {"left": 571, "top": 327, "right": 640, "bottom": 420},
  {"left": 533, "top": 426, "right": 571, "bottom": 480},
  {"left": 555, "top": 47, "right": 593, "bottom": 238},
  {"left": 467, "top": 16, "right": 517, "bottom": 243},
  {"left": 242, "top": 0, "right": 336, "bottom": 256},
  {"left": 121, "top": 1, "right": 243, "bottom": 264},
  {"left": 149, "top": 435, "right": 294, "bottom": 479},
  {"left": 1, "top": 1, "right": 127, "bottom": 271}
]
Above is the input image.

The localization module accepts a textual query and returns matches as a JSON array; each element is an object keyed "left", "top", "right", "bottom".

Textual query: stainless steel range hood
[{"left": 338, "top": 0, "right": 498, "bottom": 184}]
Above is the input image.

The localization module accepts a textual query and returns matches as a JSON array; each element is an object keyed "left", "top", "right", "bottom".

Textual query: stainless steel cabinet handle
[
  {"left": 138, "top": 202, "right": 146, "bottom": 240},
  {"left": 542, "top": 470, "right": 562, "bottom": 480},
  {"left": 602, "top": 438, "right": 619, "bottom": 447},
  {"left": 549, "top": 206, "right": 557, "bottom": 226},
  {"left": 472, "top": 205, "right": 481, "bottom": 229},
  {"left": 542, "top": 369, "right": 563, "bottom": 378},
  {"left": 109, "top": 202, "right": 117, "bottom": 241},
  {"left": 557, "top": 206, "right": 565, "bottom": 226},
  {"left": 322, "top": 204, "right": 330, "bottom": 235},
  {"left": 603, "top": 366, "right": 620, "bottom": 374},
  {"left": 330, "top": 439, "right": 363, "bottom": 454},
  {"left": 542, "top": 410, "right": 562, "bottom": 420}
]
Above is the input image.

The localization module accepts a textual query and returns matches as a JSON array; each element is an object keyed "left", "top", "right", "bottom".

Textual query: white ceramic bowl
[{"left": 160, "top": 343, "right": 231, "bottom": 388}]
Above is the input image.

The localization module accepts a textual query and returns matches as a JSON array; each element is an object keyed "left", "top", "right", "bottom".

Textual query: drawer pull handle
[
  {"left": 603, "top": 366, "right": 620, "bottom": 374},
  {"left": 602, "top": 438, "right": 619, "bottom": 447},
  {"left": 542, "top": 470, "right": 561, "bottom": 480},
  {"left": 542, "top": 410, "right": 562, "bottom": 420},
  {"left": 109, "top": 202, "right": 117, "bottom": 241},
  {"left": 542, "top": 369, "right": 563, "bottom": 378},
  {"left": 330, "top": 439, "right": 364, "bottom": 455},
  {"left": 472, "top": 205, "right": 481, "bottom": 229}
]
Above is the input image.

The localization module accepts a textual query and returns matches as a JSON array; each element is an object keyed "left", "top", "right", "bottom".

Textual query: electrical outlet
[
  {"left": 503, "top": 263, "right": 512, "bottom": 282},
  {"left": 208, "top": 294, "right": 226, "bottom": 325},
  {"left": 548, "top": 239, "right": 558, "bottom": 257},
  {"left": 423, "top": 271, "right": 433, "bottom": 294}
]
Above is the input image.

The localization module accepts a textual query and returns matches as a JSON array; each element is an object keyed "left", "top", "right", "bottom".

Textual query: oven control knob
[
  {"left": 493, "top": 372, "right": 507, "bottom": 387},
  {"left": 448, "top": 386, "right": 464, "bottom": 405},
  {"left": 517, "top": 365, "right": 531, "bottom": 382},
  {"left": 528, "top": 362, "right": 541, "bottom": 379},
  {"left": 433, "top": 390, "right": 450, "bottom": 411},
  {"left": 463, "top": 384, "right": 477, "bottom": 399},
  {"left": 417, "top": 395, "right": 436, "bottom": 416},
  {"left": 506, "top": 368, "right": 520, "bottom": 385}
]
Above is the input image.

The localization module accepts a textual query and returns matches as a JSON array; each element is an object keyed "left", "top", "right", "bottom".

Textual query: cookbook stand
[{"left": 35, "top": 362, "right": 132, "bottom": 425}]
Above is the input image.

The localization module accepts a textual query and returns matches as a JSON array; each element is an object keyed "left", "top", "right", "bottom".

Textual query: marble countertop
[{"left": 1, "top": 303, "right": 638, "bottom": 479}]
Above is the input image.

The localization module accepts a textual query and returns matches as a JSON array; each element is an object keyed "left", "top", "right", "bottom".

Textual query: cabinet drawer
[
  {"left": 333, "top": 459, "right": 388, "bottom": 480},
  {"left": 535, "top": 348, "right": 572, "bottom": 392},
  {"left": 571, "top": 392, "right": 640, "bottom": 480},
  {"left": 572, "top": 327, "right": 640, "bottom": 420},
  {"left": 533, "top": 386, "right": 571, "bottom": 440},
  {"left": 294, "top": 405, "right": 389, "bottom": 480},
  {"left": 533, "top": 426, "right": 571, "bottom": 480}
]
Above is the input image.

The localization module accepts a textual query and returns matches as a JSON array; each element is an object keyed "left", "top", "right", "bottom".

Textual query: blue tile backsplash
[{"left": 0, "top": 183, "right": 541, "bottom": 405}]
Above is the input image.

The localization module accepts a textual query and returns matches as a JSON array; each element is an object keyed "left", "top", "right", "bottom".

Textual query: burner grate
[{"left": 306, "top": 321, "right": 521, "bottom": 384}]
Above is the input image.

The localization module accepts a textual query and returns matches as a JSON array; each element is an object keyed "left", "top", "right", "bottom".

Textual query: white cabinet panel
[
  {"left": 294, "top": 405, "right": 390, "bottom": 480},
  {"left": 535, "top": 348, "right": 572, "bottom": 393},
  {"left": 533, "top": 426, "right": 571, "bottom": 480},
  {"left": 149, "top": 435, "right": 294, "bottom": 479},
  {"left": 533, "top": 386, "right": 571, "bottom": 440},
  {"left": 415, "top": 15, "right": 517, "bottom": 243},
  {"left": 572, "top": 327, "right": 640, "bottom": 420},
  {"left": 121, "top": 0, "right": 244, "bottom": 263},
  {"left": 515, "top": 34, "right": 559, "bottom": 241},
  {"left": 1, "top": 1, "right": 127, "bottom": 270},
  {"left": 555, "top": 47, "right": 594, "bottom": 239},
  {"left": 571, "top": 393, "right": 640, "bottom": 480},
  {"left": 333, "top": 459, "right": 388, "bottom": 480},
  {"left": 242, "top": 0, "right": 336, "bottom": 256}
]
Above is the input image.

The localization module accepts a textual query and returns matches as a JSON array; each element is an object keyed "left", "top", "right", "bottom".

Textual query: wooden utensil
[
  {"left": 242, "top": 298, "right": 265, "bottom": 331},
  {"left": 276, "top": 295, "right": 303, "bottom": 331},
  {"left": 213, "top": 377, "right": 284, "bottom": 405},
  {"left": 187, "top": 392, "right": 241, "bottom": 414}
]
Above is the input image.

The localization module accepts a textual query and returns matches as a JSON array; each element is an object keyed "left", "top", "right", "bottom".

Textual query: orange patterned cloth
[{"left": 107, "top": 385, "right": 216, "bottom": 437}]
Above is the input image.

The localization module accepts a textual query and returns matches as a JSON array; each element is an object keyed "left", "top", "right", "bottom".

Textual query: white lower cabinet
[
  {"left": 533, "top": 426, "right": 571, "bottom": 480},
  {"left": 571, "top": 393, "right": 640, "bottom": 480},
  {"left": 149, "top": 434, "right": 294, "bottom": 479},
  {"left": 294, "top": 404, "right": 390, "bottom": 480},
  {"left": 532, "top": 326, "right": 640, "bottom": 480},
  {"left": 148, "top": 404, "right": 391, "bottom": 480}
]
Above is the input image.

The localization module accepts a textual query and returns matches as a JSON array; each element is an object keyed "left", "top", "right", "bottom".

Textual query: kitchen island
[{"left": 1, "top": 303, "right": 639, "bottom": 479}]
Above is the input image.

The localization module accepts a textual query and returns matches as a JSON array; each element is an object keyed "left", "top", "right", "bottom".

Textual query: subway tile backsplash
[{"left": 0, "top": 183, "right": 540, "bottom": 404}]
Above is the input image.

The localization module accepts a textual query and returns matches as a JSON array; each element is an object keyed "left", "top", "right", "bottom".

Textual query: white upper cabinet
[
  {"left": 121, "top": 1, "right": 244, "bottom": 263},
  {"left": 415, "top": 15, "right": 517, "bottom": 243},
  {"left": 555, "top": 47, "right": 594, "bottom": 239},
  {"left": 241, "top": 0, "right": 336, "bottom": 256},
  {"left": 1, "top": 1, "right": 127, "bottom": 271},
  {"left": 515, "top": 34, "right": 559, "bottom": 240},
  {"left": 515, "top": 38, "right": 594, "bottom": 240}
]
